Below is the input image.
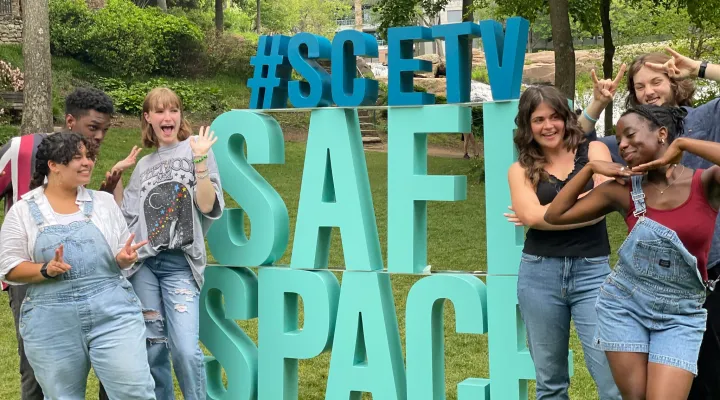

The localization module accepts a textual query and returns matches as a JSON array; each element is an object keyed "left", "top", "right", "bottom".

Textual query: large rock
[{"left": 414, "top": 54, "right": 446, "bottom": 78}]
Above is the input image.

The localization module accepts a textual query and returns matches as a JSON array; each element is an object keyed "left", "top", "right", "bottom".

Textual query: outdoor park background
[{"left": 2, "top": 0, "right": 720, "bottom": 398}]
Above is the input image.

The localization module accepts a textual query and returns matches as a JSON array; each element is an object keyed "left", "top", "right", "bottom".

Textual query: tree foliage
[{"left": 372, "top": 0, "right": 450, "bottom": 40}]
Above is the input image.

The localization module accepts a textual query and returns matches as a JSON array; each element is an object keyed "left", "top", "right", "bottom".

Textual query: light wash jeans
[
  {"left": 130, "top": 250, "right": 206, "bottom": 400},
  {"left": 517, "top": 254, "right": 621, "bottom": 400}
]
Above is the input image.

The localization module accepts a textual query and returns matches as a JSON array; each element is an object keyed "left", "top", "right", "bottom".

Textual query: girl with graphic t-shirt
[{"left": 121, "top": 87, "right": 224, "bottom": 400}]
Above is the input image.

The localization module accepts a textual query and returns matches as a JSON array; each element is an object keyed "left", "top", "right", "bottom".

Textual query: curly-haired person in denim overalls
[{"left": 545, "top": 104, "right": 720, "bottom": 400}]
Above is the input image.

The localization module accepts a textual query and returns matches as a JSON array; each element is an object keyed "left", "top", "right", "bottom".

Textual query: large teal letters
[{"left": 207, "top": 110, "right": 289, "bottom": 266}]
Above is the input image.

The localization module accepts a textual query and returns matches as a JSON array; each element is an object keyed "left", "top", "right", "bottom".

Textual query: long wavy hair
[
  {"left": 625, "top": 52, "right": 695, "bottom": 108},
  {"left": 514, "top": 85, "right": 586, "bottom": 186},
  {"left": 31, "top": 131, "right": 97, "bottom": 190}
]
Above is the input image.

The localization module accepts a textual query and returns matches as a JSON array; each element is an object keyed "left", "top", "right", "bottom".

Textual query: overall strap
[
  {"left": 630, "top": 175, "right": 646, "bottom": 218},
  {"left": 26, "top": 198, "right": 45, "bottom": 226},
  {"left": 82, "top": 190, "right": 94, "bottom": 218}
]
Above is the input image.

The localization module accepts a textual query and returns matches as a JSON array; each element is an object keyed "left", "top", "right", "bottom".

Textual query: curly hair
[
  {"left": 514, "top": 85, "right": 586, "bottom": 186},
  {"left": 621, "top": 105, "right": 688, "bottom": 143},
  {"left": 65, "top": 87, "right": 115, "bottom": 118},
  {"left": 31, "top": 131, "right": 98, "bottom": 190},
  {"left": 625, "top": 53, "right": 695, "bottom": 108},
  {"left": 141, "top": 87, "right": 193, "bottom": 149}
]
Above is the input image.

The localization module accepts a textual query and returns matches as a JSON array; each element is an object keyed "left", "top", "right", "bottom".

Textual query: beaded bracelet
[{"left": 193, "top": 154, "right": 208, "bottom": 164}]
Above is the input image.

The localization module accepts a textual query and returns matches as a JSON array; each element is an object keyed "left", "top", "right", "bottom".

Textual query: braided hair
[
  {"left": 620, "top": 105, "right": 687, "bottom": 143},
  {"left": 30, "top": 131, "right": 98, "bottom": 190}
]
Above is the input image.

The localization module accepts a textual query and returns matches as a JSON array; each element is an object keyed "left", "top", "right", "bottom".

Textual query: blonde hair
[{"left": 141, "top": 87, "right": 193, "bottom": 148}]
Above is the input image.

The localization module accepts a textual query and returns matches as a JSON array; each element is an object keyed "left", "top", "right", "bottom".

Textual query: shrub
[
  {"left": 49, "top": 0, "right": 94, "bottom": 59},
  {"left": 96, "top": 77, "right": 228, "bottom": 115},
  {"left": 202, "top": 31, "right": 258, "bottom": 79},
  {"left": 49, "top": 0, "right": 203, "bottom": 77}
]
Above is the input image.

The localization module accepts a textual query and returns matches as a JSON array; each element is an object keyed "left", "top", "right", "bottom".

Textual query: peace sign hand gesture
[
  {"left": 644, "top": 47, "right": 702, "bottom": 80},
  {"left": 46, "top": 245, "right": 72, "bottom": 278},
  {"left": 189, "top": 126, "right": 217, "bottom": 158},
  {"left": 591, "top": 63, "right": 626, "bottom": 104},
  {"left": 116, "top": 234, "right": 148, "bottom": 269}
]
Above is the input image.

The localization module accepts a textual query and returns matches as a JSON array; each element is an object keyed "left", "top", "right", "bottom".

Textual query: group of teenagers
[
  {"left": 1, "top": 46, "right": 720, "bottom": 400},
  {"left": 0, "top": 86, "right": 223, "bottom": 399},
  {"left": 508, "top": 46, "right": 720, "bottom": 400}
]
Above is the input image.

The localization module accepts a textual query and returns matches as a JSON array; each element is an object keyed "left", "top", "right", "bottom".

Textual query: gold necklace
[{"left": 648, "top": 164, "right": 685, "bottom": 195}]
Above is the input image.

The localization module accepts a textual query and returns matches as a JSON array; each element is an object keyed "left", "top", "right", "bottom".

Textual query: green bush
[
  {"left": 49, "top": 0, "right": 94, "bottom": 59},
  {"left": 202, "top": 31, "right": 258, "bottom": 79},
  {"left": 96, "top": 77, "right": 228, "bottom": 115},
  {"left": 49, "top": 0, "right": 203, "bottom": 77}
]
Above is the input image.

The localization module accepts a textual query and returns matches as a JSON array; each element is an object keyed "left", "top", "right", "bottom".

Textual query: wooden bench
[{"left": 0, "top": 91, "right": 23, "bottom": 111}]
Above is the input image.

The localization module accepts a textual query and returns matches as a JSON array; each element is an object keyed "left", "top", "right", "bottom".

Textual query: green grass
[{"left": 0, "top": 124, "right": 628, "bottom": 399}]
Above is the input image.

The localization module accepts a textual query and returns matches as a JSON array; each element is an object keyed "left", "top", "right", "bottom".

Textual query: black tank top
[{"left": 522, "top": 141, "right": 611, "bottom": 257}]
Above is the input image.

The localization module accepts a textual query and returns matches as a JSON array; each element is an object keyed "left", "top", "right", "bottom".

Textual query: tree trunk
[
  {"left": 215, "top": 0, "right": 223, "bottom": 32},
  {"left": 600, "top": 0, "right": 614, "bottom": 135},
  {"left": 256, "top": 0, "right": 261, "bottom": 34},
  {"left": 20, "top": 0, "right": 53, "bottom": 135},
  {"left": 548, "top": 0, "right": 575, "bottom": 101},
  {"left": 355, "top": 0, "right": 362, "bottom": 31},
  {"left": 156, "top": 0, "right": 167, "bottom": 12}
]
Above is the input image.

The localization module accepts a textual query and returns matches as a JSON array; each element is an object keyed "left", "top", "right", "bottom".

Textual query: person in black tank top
[{"left": 507, "top": 86, "right": 621, "bottom": 400}]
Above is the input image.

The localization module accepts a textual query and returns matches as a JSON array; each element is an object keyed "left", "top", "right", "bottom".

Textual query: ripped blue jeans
[{"left": 129, "top": 250, "right": 205, "bottom": 400}]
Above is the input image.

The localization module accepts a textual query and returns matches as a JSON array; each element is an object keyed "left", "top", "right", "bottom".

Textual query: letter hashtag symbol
[{"left": 248, "top": 35, "right": 293, "bottom": 109}]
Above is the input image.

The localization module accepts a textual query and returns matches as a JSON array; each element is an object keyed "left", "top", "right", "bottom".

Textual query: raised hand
[
  {"left": 99, "top": 169, "right": 122, "bottom": 194},
  {"left": 116, "top": 233, "right": 148, "bottom": 269},
  {"left": 46, "top": 244, "right": 71, "bottom": 277},
  {"left": 644, "top": 47, "right": 702, "bottom": 80},
  {"left": 504, "top": 205, "right": 525, "bottom": 226},
  {"left": 189, "top": 126, "right": 217, "bottom": 158},
  {"left": 632, "top": 140, "right": 683, "bottom": 177},
  {"left": 112, "top": 146, "right": 142, "bottom": 174},
  {"left": 591, "top": 63, "right": 627, "bottom": 104}
]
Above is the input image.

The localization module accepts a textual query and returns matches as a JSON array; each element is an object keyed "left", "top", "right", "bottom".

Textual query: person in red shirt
[
  {"left": 0, "top": 87, "right": 141, "bottom": 400},
  {"left": 545, "top": 104, "right": 720, "bottom": 400}
]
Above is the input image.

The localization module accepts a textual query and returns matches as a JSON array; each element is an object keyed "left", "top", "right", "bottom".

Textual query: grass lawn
[{"left": 0, "top": 125, "right": 627, "bottom": 399}]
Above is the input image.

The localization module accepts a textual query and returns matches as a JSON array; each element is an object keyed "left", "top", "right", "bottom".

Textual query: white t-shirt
[
  {"left": 0, "top": 186, "right": 132, "bottom": 284},
  {"left": 52, "top": 210, "right": 85, "bottom": 225}
]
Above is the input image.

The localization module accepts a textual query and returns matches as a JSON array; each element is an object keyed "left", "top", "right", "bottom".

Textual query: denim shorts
[{"left": 594, "top": 270, "right": 707, "bottom": 374}]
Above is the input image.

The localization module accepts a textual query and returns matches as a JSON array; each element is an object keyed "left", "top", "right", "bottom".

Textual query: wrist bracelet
[
  {"left": 583, "top": 109, "right": 598, "bottom": 124},
  {"left": 195, "top": 168, "right": 208, "bottom": 174},
  {"left": 699, "top": 61, "right": 708, "bottom": 79},
  {"left": 196, "top": 171, "right": 210, "bottom": 179},
  {"left": 193, "top": 154, "right": 208, "bottom": 164}
]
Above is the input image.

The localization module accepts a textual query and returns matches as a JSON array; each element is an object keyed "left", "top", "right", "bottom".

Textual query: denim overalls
[
  {"left": 18, "top": 191, "right": 156, "bottom": 399},
  {"left": 594, "top": 175, "right": 707, "bottom": 374}
]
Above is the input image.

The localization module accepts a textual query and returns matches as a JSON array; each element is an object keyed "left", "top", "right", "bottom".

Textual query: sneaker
[{"left": 463, "top": 153, "right": 470, "bottom": 159}]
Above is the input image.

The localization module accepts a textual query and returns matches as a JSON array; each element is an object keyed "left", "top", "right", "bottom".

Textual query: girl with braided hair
[
  {"left": 0, "top": 132, "right": 156, "bottom": 399},
  {"left": 545, "top": 105, "right": 720, "bottom": 399}
]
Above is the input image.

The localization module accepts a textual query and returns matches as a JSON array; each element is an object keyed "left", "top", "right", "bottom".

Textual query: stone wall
[{"left": 0, "top": 0, "right": 22, "bottom": 44}]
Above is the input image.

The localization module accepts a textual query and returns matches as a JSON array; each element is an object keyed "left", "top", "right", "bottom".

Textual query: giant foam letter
[
  {"left": 387, "top": 105, "right": 469, "bottom": 273},
  {"left": 291, "top": 109, "right": 383, "bottom": 271},
  {"left": 258, "top": 268, "right": 340, "bottom": 399},
  {"left": 200, "top": 266, "right": 258, "bottom": 400},
  {"left": 207, "top": 110, "right": 289, "bottom": 266},
  {"left": 331, "top": 30, "right": 379, "bottom": 107},
  {"left": 387, "top": 26, "right": 435, "bottom": 106},
  {"left": 288, "top": 33, "right": 333, "bottom": 108},
  {"left": 325, "top": 272, "right": 406, "bottom": 400},
  {"left": 406, "top": 274, "right": 489, "bottom": 399},
  {"left": 478, "top": 17, "right": 529, "bottom": 101},
  {"left": 431, "top": 22, "right": 482, "bottom": 104}
]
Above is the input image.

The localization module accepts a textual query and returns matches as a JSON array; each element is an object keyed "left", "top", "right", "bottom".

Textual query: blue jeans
[
  {"left": 20, "top": 279, "right": 155, "bottom": 399},
  {"left": 129, "top": 251, "right": 206, "bottom": 400},
  {"left": 518, "top": 254, "right": 621, "bottom": 400}
]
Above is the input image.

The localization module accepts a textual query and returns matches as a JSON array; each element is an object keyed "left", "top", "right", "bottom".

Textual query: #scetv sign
[{"left": 201, "top": 16, "right": 550, "bottom": 400}]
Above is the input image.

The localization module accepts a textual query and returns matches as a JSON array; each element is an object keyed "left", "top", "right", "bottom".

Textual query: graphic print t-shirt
[{"left": 121, "top": 139, "right": 224, "bottom": 287}]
